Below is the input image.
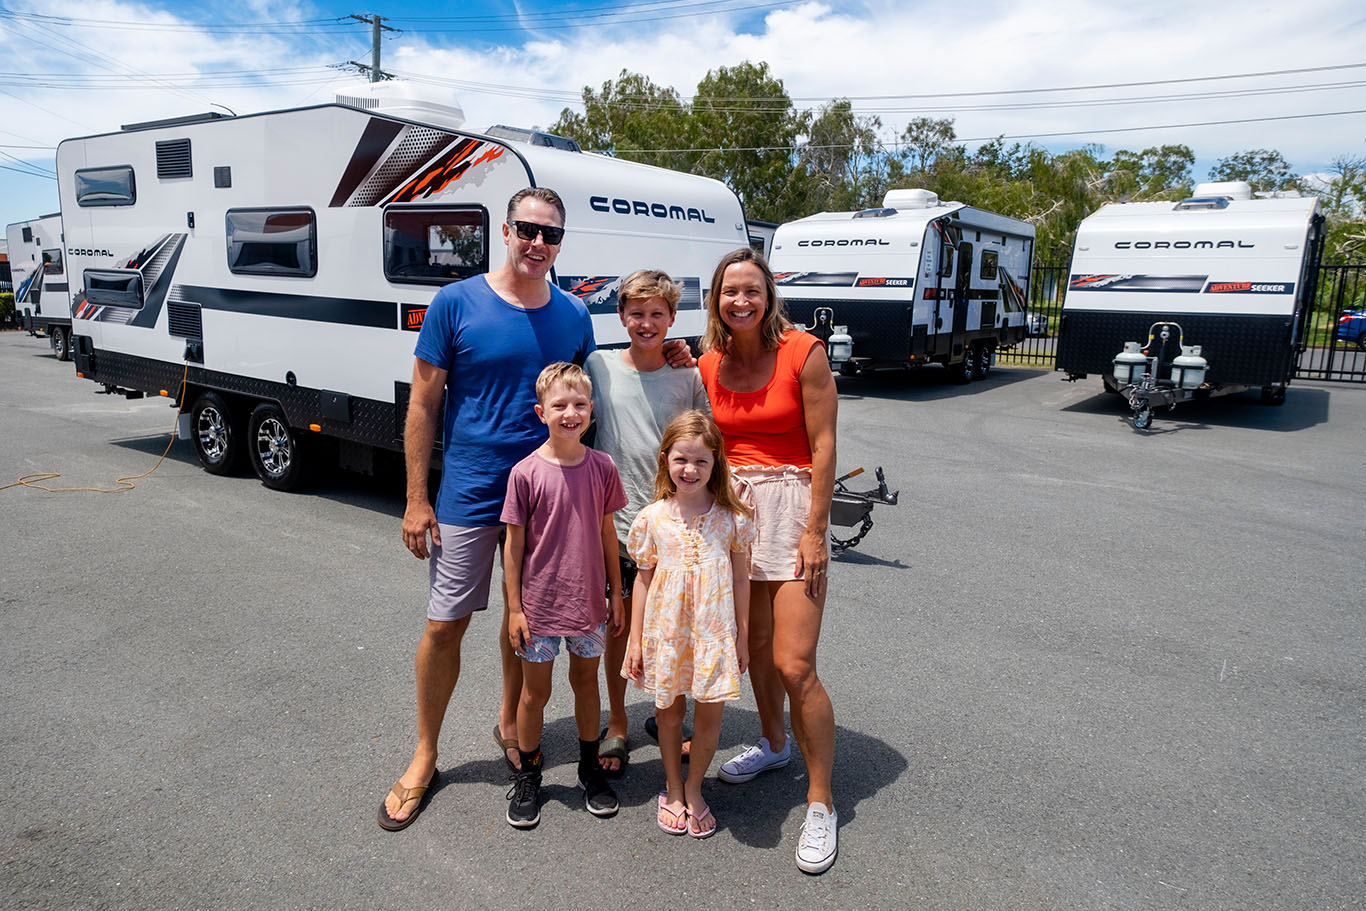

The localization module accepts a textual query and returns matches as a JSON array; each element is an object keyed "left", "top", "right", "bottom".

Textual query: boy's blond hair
[
  {"left": 535, "top": 361, "right": 593, "bottom": 405},
  {"left": 618, "top": 269, "right": 682, "bottom": 316}
]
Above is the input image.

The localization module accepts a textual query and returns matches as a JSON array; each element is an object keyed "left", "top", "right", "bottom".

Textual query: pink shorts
[{"left": 732, "top": 467, "right": 830, "bottom": 582}]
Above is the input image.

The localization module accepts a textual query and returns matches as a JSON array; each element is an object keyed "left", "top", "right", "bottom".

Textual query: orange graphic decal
[
  {"left": 1207, "top": 282, "right": 1251, "bottom": 293},
  {"left": 390, "top": 139, "right": 504, "bottom": 203}
]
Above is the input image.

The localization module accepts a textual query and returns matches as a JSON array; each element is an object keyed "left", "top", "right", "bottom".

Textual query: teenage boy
[
  {"left": 584, "top": 270, "right": 710, "bottom": 775},
  {"left": 500, "top": 362, "right": 627, "bottom": 828}
]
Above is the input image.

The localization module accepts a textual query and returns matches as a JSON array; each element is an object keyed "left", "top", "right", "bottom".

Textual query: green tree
[
  {"left": 1208, "top": 149, "right": 1299, "bottom": 193},
  {"left": 800, "top": 99, "right": 888, "bottom": 212},
  {"left": 1106, "top": 145, "right": 1194, "bottom": 201},
  {"left": 550, "top": 70, "right": 694, "bottom": 172},
  {"left": 1308, "top": 155, "right": 1366, "bottom": 260},
  {"left": 689, "top": 61, "right": 808, "bottom": 222}
]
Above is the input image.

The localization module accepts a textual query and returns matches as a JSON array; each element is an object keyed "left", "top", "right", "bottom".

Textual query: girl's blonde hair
[
  {"left": 653, "top": 410, "right": 750, "bottom": 517},
  {"left": 700, "top": 247, "right": 794, "bottom": 354}
]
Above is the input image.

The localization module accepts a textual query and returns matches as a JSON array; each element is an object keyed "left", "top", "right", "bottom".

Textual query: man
[{"left": 379, "top": 186, "right": 594, "bottom": 829}]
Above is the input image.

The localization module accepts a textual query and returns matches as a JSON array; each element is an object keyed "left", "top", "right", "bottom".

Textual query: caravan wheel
[
  {"left": 191, "top": 392, "right": 243, "bottom": 475},
  {"left": 1132, "top": 401, "right": 1153, "bottom": 430},
  {"left": 974, "top": 344, "right": 992, "bottom": 380},
  {"left": 951, "top": 346, "right": 976, "bottom": 384},
  {"left": 247, "top": 403, "right": 309, "bottom": 491},
  {"left": 51, "top": 327, "right": 70, "bottom": 361}
]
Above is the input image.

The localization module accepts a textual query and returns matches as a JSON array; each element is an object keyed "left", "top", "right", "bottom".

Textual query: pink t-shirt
[{"left": 500, "top": 448, "right": 628, "bottom": 636}]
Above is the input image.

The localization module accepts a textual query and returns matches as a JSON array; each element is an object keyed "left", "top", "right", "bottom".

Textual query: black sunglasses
[{"left": 508, "top": 220, "right": 565, "bottom": 245}]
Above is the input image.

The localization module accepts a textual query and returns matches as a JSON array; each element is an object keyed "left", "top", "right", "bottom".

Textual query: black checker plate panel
[{"left": 1056, "top": 310, "right": 1295, "bottom": 386}]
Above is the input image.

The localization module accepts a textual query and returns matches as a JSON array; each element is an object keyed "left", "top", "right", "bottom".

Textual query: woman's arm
[{"left": 798, "top": 345, "right": 838, "bottom": 600}]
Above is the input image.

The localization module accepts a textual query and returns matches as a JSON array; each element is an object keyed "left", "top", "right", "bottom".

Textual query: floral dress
[{"left": 625, "top": 500, "right": 756, "bottom": 706}]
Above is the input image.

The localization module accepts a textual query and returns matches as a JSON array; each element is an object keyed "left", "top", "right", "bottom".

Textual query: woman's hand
[{"left": 795, "top": 527, "right": 829, "bottom": 600}]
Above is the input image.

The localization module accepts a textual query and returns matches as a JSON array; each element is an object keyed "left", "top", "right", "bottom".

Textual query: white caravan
[
  {"left": 768, "top": 189, "right": 1034, "bottom": 382},
  {"left": 1056, "top": 182, "right": 1324, "bottom": 404},
  {"left": 5, "top": 213, "right": 74, "bottom": 359},
  {"left": 56, "top": 84, "right": 749, "bottom": 489}
]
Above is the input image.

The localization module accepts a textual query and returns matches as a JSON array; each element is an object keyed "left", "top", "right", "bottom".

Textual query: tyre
[
  {"left": 1260, "top": 385, "right": 1287, "bottom": 406},
  {"left": 1356, "top": 330, "right": 1366, "bottom": 352},
  {"left": 951, "top": 346, "right": 975, "bottom": 384},
  {"left": 247, "top": 402, "right": 309, "bottom": 491},
  {"left": 973, "top": 343, "right": 992, "bottom": 380},
  {"left": 51, "top": 326, "right": 70, "bottom": 361},
  {"left": 191, "top": 391, "right": 243, "bottom": 475},
  {"left": 1132, "top": 400, "right": 1153, "bottom": 430}
]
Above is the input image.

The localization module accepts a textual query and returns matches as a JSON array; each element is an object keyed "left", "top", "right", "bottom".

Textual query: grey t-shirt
[{"left": 585, "top": 349, "right": 711, "bottom": 542}]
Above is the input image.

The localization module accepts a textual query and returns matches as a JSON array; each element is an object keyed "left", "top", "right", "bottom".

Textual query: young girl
[{"left": 624, "top": 410, "right": 754, "bottom": 838}]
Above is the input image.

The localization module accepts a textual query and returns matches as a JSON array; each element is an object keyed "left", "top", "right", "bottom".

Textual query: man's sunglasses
[{"left": 508, "top": 220, "right": 565, "bottom": 245}]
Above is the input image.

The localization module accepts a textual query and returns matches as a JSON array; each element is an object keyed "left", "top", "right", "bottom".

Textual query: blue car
[{"left": 1336, "top": 310, "right": 1366, "bottom": 350}]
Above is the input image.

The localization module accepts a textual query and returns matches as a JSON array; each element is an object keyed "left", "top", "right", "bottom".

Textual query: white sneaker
[
  {"left": 717, "top": 736, "right": 791, "bottom": 783},
  {"left": 795, "top": 802, "right": 838, "bottom": 874}
]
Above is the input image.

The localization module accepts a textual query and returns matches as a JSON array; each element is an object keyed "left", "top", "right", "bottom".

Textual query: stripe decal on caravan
[
  {"left": 774, "top": 272, "right": 860, "bottom": 287},
  {"left": 175, "top": 286, "right": 397, "bottom": 329},
  {"left": 329, "top": 117, "right": 511, "bottom": 207},
  {"left": 1069, "top": 274, "right": 1208, "bottom": 293},
  {"left": 559, "top": 275, "right": 703, "bottom": 315}
]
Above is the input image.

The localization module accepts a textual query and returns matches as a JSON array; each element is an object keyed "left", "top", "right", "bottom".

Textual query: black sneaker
[
  {"left": 506, "top": 769, "right": 542, "bottom": 828},
  {"left": 578, "top": 765, "right": 619, "bottom": 817}
]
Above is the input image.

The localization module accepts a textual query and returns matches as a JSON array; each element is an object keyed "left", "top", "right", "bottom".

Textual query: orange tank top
[{"left": 698, "top": 331, "right": 824, "bottom": 469}]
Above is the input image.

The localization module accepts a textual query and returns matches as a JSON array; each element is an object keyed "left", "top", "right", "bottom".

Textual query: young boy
[
  {"left": 501, "top": 362, "right": 627, "bottom": 828},
  {"left": 584, "top": 270, "right": 711, "bottom": 775}
]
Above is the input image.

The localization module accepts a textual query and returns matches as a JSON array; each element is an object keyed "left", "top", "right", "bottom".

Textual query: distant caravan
[
  {"left": 55, "top": 82, "right": 749, "bottom": 490},
  {"left": 5, "top": 213, "right": 74, "bottom": 359},
  {"left": 1056, "top": 181, "right": 1324, "bottom": 408},
  {"left": 768, "top": 189, "right": 1035, "bottom": 382}
]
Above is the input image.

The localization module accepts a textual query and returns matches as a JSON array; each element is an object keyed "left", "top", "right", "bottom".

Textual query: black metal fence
[{"left": 997, "top": 263, "right": 1366, "bottom": 383}]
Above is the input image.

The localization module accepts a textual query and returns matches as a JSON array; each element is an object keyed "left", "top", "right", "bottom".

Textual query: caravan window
[
  {"left": 84, "top": 270, "right": 144, "bottom": 308},
  {"left": 383, "top": 207, "right": 488, "bottom": 285},
  {"left": 42, "top": 248, "right": 64, "bottom": 276},
  {"left": 979, "top": 250, "right": 998, "bottom": 281},
  {"left": 75, "top": 166, "right": 137, "bottom": 207},
  {"left": 226, "top": 208, "right": 318, "bottom": 278}
]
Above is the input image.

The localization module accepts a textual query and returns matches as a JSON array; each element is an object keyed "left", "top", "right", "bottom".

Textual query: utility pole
[{"left": 346, "top": 14, "right": 399, "bottom": 82}]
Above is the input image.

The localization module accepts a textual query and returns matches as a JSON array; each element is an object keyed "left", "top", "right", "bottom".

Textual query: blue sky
[{"left": 3, "top": 0, "right": 1365, "bottom": 229}]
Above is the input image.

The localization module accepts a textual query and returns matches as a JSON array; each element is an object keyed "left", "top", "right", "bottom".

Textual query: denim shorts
[{"left": 517, "top": 622, "right": 608, "bottom": 663}]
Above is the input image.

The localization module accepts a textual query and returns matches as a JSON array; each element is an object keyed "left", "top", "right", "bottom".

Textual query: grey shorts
[{"left": 427, "top": 523, "right": 503, "bottom": 622}]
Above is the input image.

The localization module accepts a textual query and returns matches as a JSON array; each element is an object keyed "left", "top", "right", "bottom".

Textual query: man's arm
[{"left": 401, "top": 357, "right": 447, "bottom": 559}]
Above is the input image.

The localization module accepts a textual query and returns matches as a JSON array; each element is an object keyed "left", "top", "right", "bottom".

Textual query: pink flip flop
[
  {"left": 687, "top": 803, "right": 716, "bottom": 839},
  {"left": 657, "top": 793, "right": 687, "bottom": 835}
]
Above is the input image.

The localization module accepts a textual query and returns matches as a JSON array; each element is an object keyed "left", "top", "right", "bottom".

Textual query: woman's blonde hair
[
  {"left": 652, "top": 410, "right": 750, "bottom": 517},
  {"left": 700, "top": 247, "right": 793, "bottom": 354}
]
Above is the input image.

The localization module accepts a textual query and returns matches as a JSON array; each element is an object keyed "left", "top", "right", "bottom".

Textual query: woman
[{"left": 696, "top": 247, "right": 840, "bottom": 874}]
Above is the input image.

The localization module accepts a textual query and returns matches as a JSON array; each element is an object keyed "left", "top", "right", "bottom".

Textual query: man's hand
[
  {"left": 402, "top": 500, "right": 441, "bottom": 559},
  {"left": 663, "top": 338, "right": 697, "bottom": 369}
]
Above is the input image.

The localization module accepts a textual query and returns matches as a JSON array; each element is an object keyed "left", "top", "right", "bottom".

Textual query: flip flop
[
  {"left": 492, "top": 724, "right": 519, "bottom": 774},
  {"left": 598, "top": 734, "right": 629, "bottom": 778},
  {"left": 657, "top": 793, "right": 687, "bottom": 835},
  {"left": 644, "top": 715, "right": 692, "bottom": 763},
  {"left": 377, "top": 767, "right": 438, "bottom": 832},
  {"left": 686, "top": 803, "right": 717, "bottom": 839}
]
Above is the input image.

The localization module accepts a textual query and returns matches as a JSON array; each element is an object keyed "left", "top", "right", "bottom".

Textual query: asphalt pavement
[{"left": 2, "top": 329, "right": 1362, "bottom": 910}]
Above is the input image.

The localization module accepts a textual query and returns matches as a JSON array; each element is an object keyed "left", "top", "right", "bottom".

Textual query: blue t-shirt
[{"left": 413, "top": 275, "right": 596, "bottom": 526}]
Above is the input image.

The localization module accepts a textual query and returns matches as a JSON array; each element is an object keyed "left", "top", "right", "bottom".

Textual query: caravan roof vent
[
  {"left": 1191, "top": 180, "right": 1253, "bottom": 200},
  {"left": 484, "top": 125, "right": 581, "bottom": 152},
  {"left": 881, "top": 188, "right": 939, "bottom": 210},
  {"left": 335, "top": 80, "right": 465, "bottom": 130},
  {"left": 852, "top": 207, "right": 896, "bottom": 219},
  {"left": 1173, "top": 197, "right": 1230, "bottom": 211}
]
